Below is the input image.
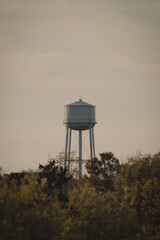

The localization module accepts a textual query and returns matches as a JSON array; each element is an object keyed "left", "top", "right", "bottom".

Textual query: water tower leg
[
  {"left": 64, "top": 126, "right": 69, "bottom": 168},
  {"left": 92, "top": 127, "right": 95, "bottom": 158},
  {"left": 68, "top": 128, "right": 72, "bottom": 171},
  {"left": 89, "top": 126, "right": 93, "bottom": 160},
  {"left": 79, "top": 130, "right": 82, "bottom": 177}
]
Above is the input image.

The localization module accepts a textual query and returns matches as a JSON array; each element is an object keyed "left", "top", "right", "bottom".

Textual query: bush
[
  {"left": 0, "top": 174, "right": 65, "bottom": 240},
  {"left": 63, "top": 183, "right": 136, "bottom": 240}
]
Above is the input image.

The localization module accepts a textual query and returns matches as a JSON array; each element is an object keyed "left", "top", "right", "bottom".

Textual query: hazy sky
[{"left": 1, "top": 0, "right": 160, "bottom": 173}]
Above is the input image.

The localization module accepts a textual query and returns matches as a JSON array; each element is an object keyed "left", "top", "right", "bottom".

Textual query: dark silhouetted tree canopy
[
  {"left": 86, "top": 152, "right": 120, "bottom": 191},
  {"left": 38, "top": 158, "right": 72, "bottom": 202}
]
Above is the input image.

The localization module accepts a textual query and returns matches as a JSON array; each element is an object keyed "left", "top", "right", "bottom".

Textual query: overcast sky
[{"left": 1, "top": 0, "right": 160, "bottom": 173}]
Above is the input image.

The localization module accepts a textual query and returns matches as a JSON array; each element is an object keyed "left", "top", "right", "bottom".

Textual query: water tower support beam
[
  {"left": 89, "top": 126, "right": 93, "bottom": 160},
  {"left": 92, "top": 127, "right": 95, "bottom": 158},
  {"left": 64, "top": 125, "right": 69, "bottom": 168},
  {"left": 79, "top": 130, "right": 82, "bottom": 177},
  {"left": 68, "top": 128, "right": 72, "bottom": 170}
]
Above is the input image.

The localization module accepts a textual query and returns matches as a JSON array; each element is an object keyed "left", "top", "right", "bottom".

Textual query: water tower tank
[{"left": 64, "top": 99, "right": 97, "bottom": 130}]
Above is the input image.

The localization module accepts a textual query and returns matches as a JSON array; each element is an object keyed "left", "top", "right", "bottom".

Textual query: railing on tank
[{"left": 63, "top": 119, "right": 98, "bottom": 124}]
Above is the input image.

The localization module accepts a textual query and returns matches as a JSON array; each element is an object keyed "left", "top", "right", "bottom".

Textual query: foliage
[
  {"left": 38, "top": 156, "right": 72, "bottom": 202},
  {"left": 86, "top": 152, "right": 120, "bottom": 191},
  {"left": 55, "top": 152, "right": 79, "bottom": 178},
  {"left": 63, "top": 183, "right": 136, "bottom": 240},
  {"left": 0, "top": 152, "right": 160, "bottom": 240},
  {"left": 115, "top": 152, "right": 160, "bottom": 239},
  {"left": 0, "top": 174, "right": 65, "bottom": 240}
]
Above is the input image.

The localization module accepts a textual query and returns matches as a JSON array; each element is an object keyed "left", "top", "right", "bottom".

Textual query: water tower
[{"left": 63, "top": 99, "right": 97, "bottom": 177}]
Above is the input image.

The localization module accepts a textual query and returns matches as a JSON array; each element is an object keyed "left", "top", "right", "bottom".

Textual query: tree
[
  {"left": 114, "top": 152, "right": 160, "bottom": 195},
  {"left": 55, "top": 152, "right": 79, "bottom": 178},
  {"left": 0, "top": 174, "right": 65, "bottom": 240},
  {"left": 114, "top": 152, "right": 160, "bottom": 239},
  {"left": 140, "top": 177, "right": 160, "bottom": 239},
  {"left": 38, "top": 157, "right": 72, "bottom": 202},
  {"left": 86, "top": 152, "right": 120, "bottom": 191},
  {"left": 63, "top": 183, "right": 136, "bottom": 240}
]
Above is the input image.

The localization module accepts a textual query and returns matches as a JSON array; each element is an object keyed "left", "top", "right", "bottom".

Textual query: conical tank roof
[{"left": 66, "top": 99, "right": 95, "bottom": 107}]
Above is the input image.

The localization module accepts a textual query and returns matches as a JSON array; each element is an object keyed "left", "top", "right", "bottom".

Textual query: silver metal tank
[{"left": 64, "top": 99, "right": 97, "bottom": 130}]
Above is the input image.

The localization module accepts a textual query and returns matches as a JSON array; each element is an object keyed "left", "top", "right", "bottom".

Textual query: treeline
[{"left": 0, "top": 152, "right": 160, "bottom": 240}]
